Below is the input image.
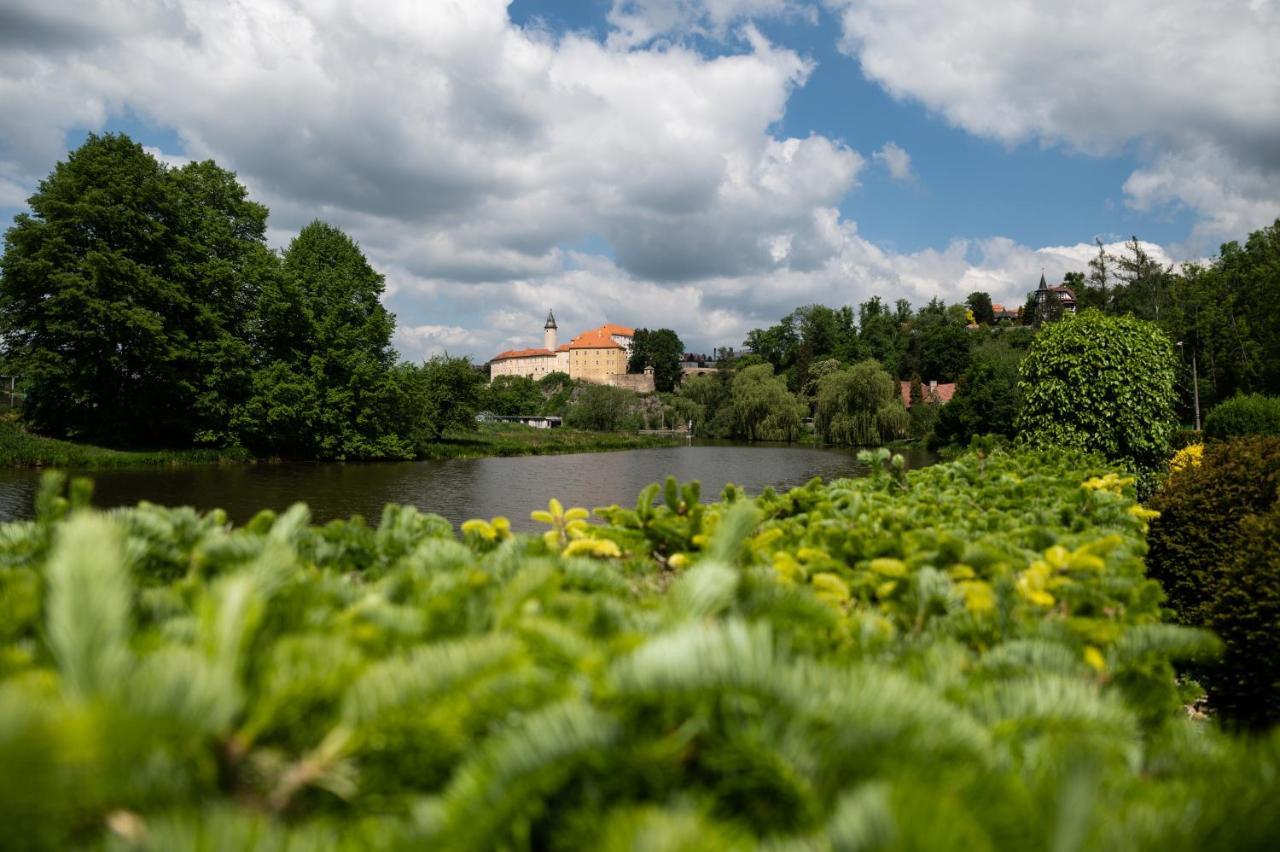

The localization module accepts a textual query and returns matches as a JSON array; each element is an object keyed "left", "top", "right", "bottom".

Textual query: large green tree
[
  {"left": 933, "top": 336, "right": 1025, "bottom": 445},
  {"left": 385, "top": 355, "right": 485, "bottom": 450},
  {"left": 233, "top": 221, "right": 407, "bottom": 459},
  {"left": 0, "top": 133, "right": 269, "bottom": 446},
  {"left": 966, "top": 291, "right": 995, "bottom": 325},
  {"left": 481, "top": 375, "right": 545, "bottom": 416},
  {"left": 628, "top": 328, "right": 684, "bottom": 392}
]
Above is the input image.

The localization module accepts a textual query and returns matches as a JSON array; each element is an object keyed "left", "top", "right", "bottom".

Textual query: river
[{"left": 0, "top": 442, "right": 937, "bottom": 530}]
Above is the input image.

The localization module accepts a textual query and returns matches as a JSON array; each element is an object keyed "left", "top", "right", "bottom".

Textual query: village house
[
  {"left": 900, "top": 380, "right": 956, "bottom": 407},
  {"left": 1032, "top": 273, "right": 1078, "bottom": 318}
]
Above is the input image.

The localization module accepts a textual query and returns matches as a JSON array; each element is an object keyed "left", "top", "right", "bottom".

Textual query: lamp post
[{"left": 1176, "top": 341, "right": 1201, "bottom": 431}]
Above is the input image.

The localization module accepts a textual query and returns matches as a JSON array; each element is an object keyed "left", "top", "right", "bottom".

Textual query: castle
[{"left": 489, "top": 311, "right": 654, "bottom": 390}]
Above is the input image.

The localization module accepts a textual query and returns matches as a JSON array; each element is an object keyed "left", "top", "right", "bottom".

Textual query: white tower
[{"left": 543, "top": 309, "right": 558, "bottom": 351}]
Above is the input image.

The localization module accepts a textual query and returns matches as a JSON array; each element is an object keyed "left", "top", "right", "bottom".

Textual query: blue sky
[
  {"left": 0, "top": 0, "right": 1275, "bottom": 357},
  {"left": 511, "top": 0, "right": 1187, "bottom": 255}
]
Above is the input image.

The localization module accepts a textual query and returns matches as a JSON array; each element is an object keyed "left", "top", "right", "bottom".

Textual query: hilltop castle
[{"left": 489, "top": 311, "right": 653, "bottom": 390}]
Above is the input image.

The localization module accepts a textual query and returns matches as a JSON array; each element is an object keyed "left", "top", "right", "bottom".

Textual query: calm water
[{"left": 0, "top": 443, "right": 936, "bottom": 530}]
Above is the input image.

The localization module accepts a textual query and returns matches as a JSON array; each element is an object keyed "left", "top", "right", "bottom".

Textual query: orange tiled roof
[
  {"left": 568, "top": 325, "right": 629, "bottom": 350},
  {"left": 491, "top": 347, "right": 554, "bottom": 362},
  {"left": 899, "top": 380, "right": 956, "bottom": 407}
]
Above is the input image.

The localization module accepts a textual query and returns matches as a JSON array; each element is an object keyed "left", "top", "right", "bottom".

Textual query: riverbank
[
  {"left": 0, "top": 417, "right": 253, "bottom": 468},
  {"left": 421, "top": 423, "right": 680, "bottom": 459},
  {"left": 0, "top": 418, "right": 677, "bottom": 469}
]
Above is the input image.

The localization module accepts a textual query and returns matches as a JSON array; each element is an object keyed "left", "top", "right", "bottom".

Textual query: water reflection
[{"left": 0, "top": 443, "right": 937, "bottom": 530}]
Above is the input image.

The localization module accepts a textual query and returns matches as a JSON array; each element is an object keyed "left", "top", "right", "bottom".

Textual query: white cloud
[
  {"left": 606, "top": 0, "right": 816, "bottom": 46},
  {"left": 872, "top": 141, "right": 913, "bottom": 181},
  {"left": 824, "top": 0, "right": 1280, "bottom": 249},
  {"left": 0, "top": 1, "right": 1268, "bottom": 360},
  {"left": 394, "top": 324, "right": 491, "bottom": 361}
]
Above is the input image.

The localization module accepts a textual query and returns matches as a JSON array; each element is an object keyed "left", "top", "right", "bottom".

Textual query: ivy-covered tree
[{"left": 1017, "top": 310, "right": 1177, "bottom": 472}]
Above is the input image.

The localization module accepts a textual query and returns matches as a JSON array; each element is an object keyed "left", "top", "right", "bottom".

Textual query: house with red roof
[{"left": 900, "top": 380, "right": 956, "bottom": 407}]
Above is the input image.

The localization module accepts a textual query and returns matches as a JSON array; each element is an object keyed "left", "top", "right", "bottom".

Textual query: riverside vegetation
[
  {"left": 0, "top": 135, "right": 683, "bottom": 466},
  {"left": 2, "top": 450, "right": 1277, "bottom": 849}
]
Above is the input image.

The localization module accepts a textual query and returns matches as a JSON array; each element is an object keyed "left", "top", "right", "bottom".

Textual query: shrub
[
  {"left": 1206, "top": 506, "right": 1280, "bottom": 728},
  {"left": 1204, "top": 393, "right": 1280, "bottom": 439},
  {"left": 1, "top": 459, "right": 1277, "bottom": 849},
  {"left": 1147, "top": 436, "right": 1280, "bottom": 727},
  {"left": 1017, "top": 310, "right": 1177, "bottom": 471},
  {"left": 564, "top": 384, "right": 638, "bottom": 431}
]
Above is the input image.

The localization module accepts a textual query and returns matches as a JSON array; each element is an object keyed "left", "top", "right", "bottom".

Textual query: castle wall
[{"left": 609, "top": 372, "right": 655, "bottom": 393}]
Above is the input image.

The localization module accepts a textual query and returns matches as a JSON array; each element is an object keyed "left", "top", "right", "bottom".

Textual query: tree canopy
[
  {"left": 0, "top": 133, "right": 271, "bottom": 446},
  {"left": 627, "top": 327, "right": 684, "bottom": 392},
  {"left": 813, "top": 359, "right": 908, "bottom": 446},
  {"left": 0, "top": 134, "right": 484, "bottom": 459}
]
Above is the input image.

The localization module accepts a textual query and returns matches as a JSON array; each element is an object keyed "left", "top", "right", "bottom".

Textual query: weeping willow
[
  {"left": 0, "top": 453, "right": 1277, "bottom": 851},
  {"left": 815, "top": 360, "right": 910, "bottom": 446}
]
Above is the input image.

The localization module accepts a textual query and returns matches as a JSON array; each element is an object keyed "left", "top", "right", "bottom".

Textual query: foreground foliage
[{"left": 0, "top": 451, "right": 1277, "bottom": 850}]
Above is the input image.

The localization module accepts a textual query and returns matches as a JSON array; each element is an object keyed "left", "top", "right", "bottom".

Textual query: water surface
[{"left": 0, "top": 442, "right": 936, "bottom": 529}]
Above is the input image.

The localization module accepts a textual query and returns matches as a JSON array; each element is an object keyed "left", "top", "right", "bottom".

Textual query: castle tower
[{"left": 543, "top": 309, "right": 558, "bottom": 351}]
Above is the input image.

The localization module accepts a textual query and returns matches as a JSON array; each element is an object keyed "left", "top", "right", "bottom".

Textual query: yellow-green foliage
[{"left": 0, "top": 454, "right": 1276, "bottom": 851}]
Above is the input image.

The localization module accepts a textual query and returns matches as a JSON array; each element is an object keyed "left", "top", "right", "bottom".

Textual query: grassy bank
[
  {"left": 420, "top": 422, "right": 680, "bottom": 459},
  {"left": 0, "top": 417, "right": 252, "bottom": 468},
  {"left": 0, "top": 417, "right": 677, "bottom": 468}
]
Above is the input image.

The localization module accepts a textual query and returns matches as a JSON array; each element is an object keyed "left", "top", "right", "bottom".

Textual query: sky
[{"left": 0, "top": 0, "right": 1277, "bottom": 360}]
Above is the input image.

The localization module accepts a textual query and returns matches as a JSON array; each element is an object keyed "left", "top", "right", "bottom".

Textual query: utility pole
[
  {"left": 1191, "top": 348, "right": 1201, "bottom": 431},
  {"left": 1177, "top": 342, "right": 1201, "bottom": 431}
]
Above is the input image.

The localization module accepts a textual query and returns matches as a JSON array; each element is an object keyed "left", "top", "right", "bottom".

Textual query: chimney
[{"left": 929, "top": 380, "right": 937, "bottom": 392}]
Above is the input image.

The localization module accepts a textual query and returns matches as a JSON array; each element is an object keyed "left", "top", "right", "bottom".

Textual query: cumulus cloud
[
  {"left": 872, "top": 141, "right": 913, "bottom": 182},
  {"left": 0, "top": 1, "right": 1268, "bottom": 359},
  {"left": 824, "top": 0, "right": 1280, "bottom": 249}
]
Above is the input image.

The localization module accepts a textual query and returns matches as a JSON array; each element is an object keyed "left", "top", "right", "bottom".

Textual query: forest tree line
[{"left": 670, "top": 222, "right": 1280, "bottom": 447}]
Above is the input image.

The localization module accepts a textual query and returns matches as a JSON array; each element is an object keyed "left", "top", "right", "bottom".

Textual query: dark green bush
[
  {"left": 1204, "top": 393, "right": 1280, "bottom": 439},
  {"left": 1206, "top": 506, "right": 1280, "bottom": 729},
  {"left": 1147, "top": 436, "right": 1280, "bottom": 727}
]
